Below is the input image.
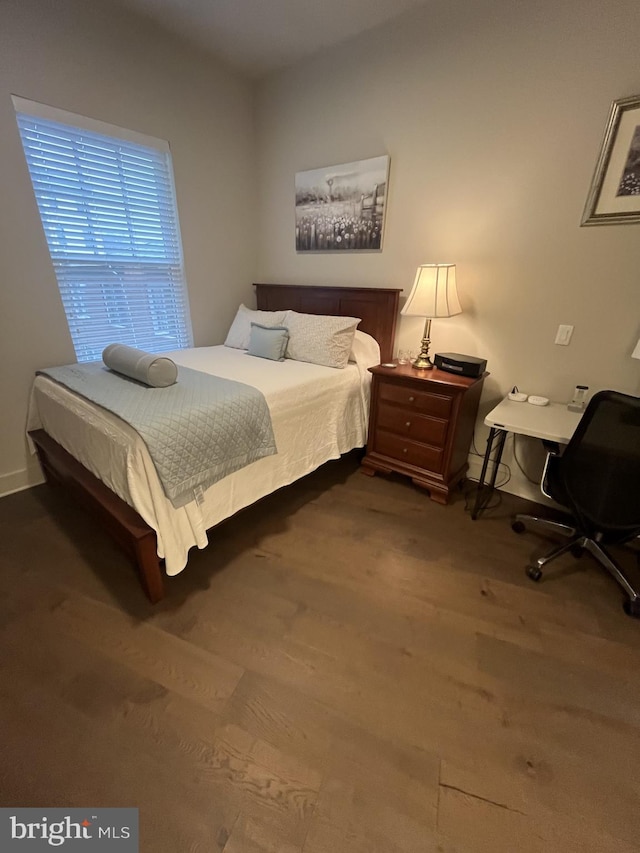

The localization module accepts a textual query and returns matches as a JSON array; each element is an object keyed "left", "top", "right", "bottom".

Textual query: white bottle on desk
[{"left": 568, "top": 385, "right": 588, "bottom": 412}]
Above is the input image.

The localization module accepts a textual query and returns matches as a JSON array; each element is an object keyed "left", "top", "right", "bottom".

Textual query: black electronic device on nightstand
[{"left": 434, "top": 352, "right": 487, "bottom": 379}]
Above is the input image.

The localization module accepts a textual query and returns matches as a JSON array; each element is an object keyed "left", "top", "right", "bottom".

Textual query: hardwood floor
[{"left": 1, "top": 452, "right": 639, "bottom": 852}]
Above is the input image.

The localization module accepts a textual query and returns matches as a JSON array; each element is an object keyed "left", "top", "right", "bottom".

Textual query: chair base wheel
[
  {"left": 512, "top": 520, "right": 526, "bottom": 534},
  {"left": 623, "top": 599, "right": 640, "bottom": 619},
  {"left": 569, "top": 544, "right": 584, "bottom": 559},
  {"left": 526, "top": 566, "right": 542, "bottom": 582}
]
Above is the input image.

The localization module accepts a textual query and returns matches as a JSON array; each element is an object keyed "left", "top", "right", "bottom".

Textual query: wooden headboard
[{"left": 254, "top": 283, "right": 401, "bottom": 363}]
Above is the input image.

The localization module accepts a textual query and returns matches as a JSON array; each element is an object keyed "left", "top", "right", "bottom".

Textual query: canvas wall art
[{"left": 295, "top": 155, "right": 389, "bottom": 251}]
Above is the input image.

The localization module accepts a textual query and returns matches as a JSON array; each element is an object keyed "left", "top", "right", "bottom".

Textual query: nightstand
[{"left": 361, "top": 363, "right": 487, "bottom": 504}]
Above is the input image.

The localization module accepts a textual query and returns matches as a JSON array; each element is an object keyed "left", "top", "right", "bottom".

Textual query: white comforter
[{"left": 28, "top": 343, "right": 377, "bottom": 575}]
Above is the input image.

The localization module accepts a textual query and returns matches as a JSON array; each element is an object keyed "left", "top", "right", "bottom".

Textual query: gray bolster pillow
[{"left": 102, "top": 344, "right": 178, "bottom": 388}]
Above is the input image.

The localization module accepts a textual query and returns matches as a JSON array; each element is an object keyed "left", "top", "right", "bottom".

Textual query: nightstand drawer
[
  {"left": 378, "top": 403, "right": 448, "bottom": 446},
  {"left": 378, "top": 381, "right": 453, "bottom": 418},
  {"left": 375, "top": 431, "right": 444, "bottom": 473}
]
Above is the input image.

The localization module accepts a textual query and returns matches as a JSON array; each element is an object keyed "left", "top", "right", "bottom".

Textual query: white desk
[
  {"left": 485, "top": 397, "right": 583, "bottom": 443},
  {"left": 471, "top": 397, "right": 584, "bottom": 519}
]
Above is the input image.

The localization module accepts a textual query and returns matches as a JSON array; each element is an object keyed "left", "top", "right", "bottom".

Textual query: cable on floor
[{"left": 464, "top": 459, "right": 512, "bottom": 514}]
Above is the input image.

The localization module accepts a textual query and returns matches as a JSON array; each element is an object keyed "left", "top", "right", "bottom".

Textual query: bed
[{"left": 28, "top": 284, "right": 400, "bottom": 602}]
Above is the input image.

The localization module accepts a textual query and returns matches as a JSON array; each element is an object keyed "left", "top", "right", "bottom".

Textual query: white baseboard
[{"left": 0, "top": 462, "right": 45, "bottom": 499}]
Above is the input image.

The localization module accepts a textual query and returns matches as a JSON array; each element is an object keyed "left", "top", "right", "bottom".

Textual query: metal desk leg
[{"left": 471, "top": 427, "right": 507, "bottom": 519}]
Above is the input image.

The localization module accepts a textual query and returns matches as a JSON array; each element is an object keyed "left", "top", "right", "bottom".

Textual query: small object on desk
[
  {"left": 528, "top": 395, "right": 549, "bottom": 406},
  {"left": 508, "top": 386, "right": 528, "bottom": 402},
  {"left": 568, "top": 384, "right": 589, "bottom": 412},
  {"left": 380, "top": 362, "right": 397, "bottom": 368}
]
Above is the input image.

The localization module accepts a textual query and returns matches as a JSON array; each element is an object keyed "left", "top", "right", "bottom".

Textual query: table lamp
[{"left": 401, "top": 263, "right": 462, "bottom": 369}]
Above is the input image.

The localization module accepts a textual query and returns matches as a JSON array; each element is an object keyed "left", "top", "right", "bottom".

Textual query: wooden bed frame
[{"left": 29, "top": 284, "right": 400, "bottom": 603}]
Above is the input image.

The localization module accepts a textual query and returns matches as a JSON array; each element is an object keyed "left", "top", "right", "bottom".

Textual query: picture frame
[
  {"left": 581, "top": 94, "right": 640, "bottom": 226},
  {"left": 295, "top": 155, "right": 389, "bottom": 251}
]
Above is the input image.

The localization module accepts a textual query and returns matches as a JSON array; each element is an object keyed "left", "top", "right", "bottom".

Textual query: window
[{"left": 13, "top": 97, "right": 193, "bottom": 362}]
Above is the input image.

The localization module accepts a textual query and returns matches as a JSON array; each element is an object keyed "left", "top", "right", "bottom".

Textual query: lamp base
[
  {"left": 412, "top": 354, "right": 433, "bottom": 370},
  {"left": 412, "top": 318, "right": 434, "bottom": 370}
]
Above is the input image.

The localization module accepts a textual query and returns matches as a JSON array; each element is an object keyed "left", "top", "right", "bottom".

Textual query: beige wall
[
  {"left": 0, "top": 0, "right": 257, "bottom": 495},
  {"left": 3, "top": 0, "right": 639, "bottom": 503},
  {"left": 255, "top": 0, "right": 640, "bottom": 500}
]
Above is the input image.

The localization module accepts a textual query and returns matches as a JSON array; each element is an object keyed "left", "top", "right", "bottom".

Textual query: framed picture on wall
[
  {"left": 582, "top": 94, "right": 640, "bottom": 226},
  {"left": 295, "top": 155, "right": 390, "bottom": 251}
]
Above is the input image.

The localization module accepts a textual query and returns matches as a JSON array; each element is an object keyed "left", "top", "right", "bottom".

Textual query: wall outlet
[{"left": 554, "top": 324, "right": 574, "bottom": 345}]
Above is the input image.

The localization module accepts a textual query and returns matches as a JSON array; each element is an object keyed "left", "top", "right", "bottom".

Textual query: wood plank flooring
[{"left": 1, "top": 451, "right": 639, "bottom": 852}]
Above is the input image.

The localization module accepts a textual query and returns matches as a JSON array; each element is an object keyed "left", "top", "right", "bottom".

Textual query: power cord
[
  {"left": 512, "top": 433, "right": 543, "bottom": 485},
  {"left": 463, "top": 479, "right": 504, "bottom": 513},
  {"left": 464, "top": 428, "right": 512, "bottom": 514},
  {"left": 469, "top": 427, "right": 512, "bottom": 486},
  {"left": 470, "top": 426, "right": 483, "bottom": 458}
]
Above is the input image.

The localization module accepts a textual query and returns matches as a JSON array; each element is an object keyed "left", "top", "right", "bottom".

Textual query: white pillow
[
  {"left": 224, "top": 304, "right": 287, "bottom": 350},
  {"left": 349, "top": 330, "right": 381, "bottom": 369},
  {"left": 284, "top": 310, "right": 361, "bottom": 369}
]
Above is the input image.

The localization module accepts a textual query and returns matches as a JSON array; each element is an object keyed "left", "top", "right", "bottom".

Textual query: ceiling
[{"left": 116, "top": 0, "right": 431, "bottom": 78}]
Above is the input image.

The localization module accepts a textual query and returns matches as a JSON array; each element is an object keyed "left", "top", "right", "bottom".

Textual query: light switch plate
[{"left": 554, "top": 324, "right": 574, "bottom": 345}]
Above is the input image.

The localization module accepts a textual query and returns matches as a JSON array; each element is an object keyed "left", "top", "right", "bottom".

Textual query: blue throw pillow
[{"left": 247, "top": 323, "right": 289, "bottom": 361}]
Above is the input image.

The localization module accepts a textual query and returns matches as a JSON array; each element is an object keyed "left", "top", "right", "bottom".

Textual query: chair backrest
[{"left": 560, "top": 390, "right": 640, "bottom": 534}]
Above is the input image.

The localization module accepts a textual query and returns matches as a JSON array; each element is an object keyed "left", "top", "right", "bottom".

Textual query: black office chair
[{"left": 511, "top": 390, "right": 640, "bottom": 617}]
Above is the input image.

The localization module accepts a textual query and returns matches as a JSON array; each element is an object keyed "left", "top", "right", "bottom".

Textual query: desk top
[{"left": 485, "top": 397, "right": 583, "bottom": 443}]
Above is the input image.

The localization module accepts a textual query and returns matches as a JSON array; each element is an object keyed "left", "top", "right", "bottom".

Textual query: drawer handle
[
  {"left": 402, "top": 447, "right": 408, "bottom": 454},
  {"left": 405, "top": 421, "right": 411, "bottom": 428},
  {"left": 408, "top": 396, "right": 415, "bottom": 403}
]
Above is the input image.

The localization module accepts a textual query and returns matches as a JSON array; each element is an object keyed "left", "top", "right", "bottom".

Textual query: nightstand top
[{"left": 369, "top": 362, "right": 488, "bottom": 389}]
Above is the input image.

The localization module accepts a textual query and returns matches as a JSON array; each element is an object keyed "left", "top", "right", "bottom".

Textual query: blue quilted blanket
[{"left": 38, "top": 362, "right": 277, "bottom": 508}]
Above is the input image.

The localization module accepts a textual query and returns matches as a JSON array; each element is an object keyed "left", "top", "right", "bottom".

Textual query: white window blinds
[{"left": 13, "top": 98, "right": 193, "bottom": 363}]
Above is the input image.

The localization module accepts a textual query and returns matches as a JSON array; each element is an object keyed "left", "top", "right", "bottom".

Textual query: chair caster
[
  {"left": 623, "top": 598, "right": 640, "bottom": 619},
  {"left": 526, "top": 565, "right": 542, "bottom": 582},
  {"left": 512, "top": 520, "right": 526, "bottom": 534},
  {"left": 570, "top": 544, "right": 584, "bottom": 559}
]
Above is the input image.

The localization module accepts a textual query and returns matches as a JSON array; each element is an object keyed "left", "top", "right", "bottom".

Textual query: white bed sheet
[{"left": 28, "top": 345, "right": 374, "bottom": 575}]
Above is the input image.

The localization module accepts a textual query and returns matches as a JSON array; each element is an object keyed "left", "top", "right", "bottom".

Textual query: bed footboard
[{"left": 29, "top": 429, "right": 165, "bottom": 603}]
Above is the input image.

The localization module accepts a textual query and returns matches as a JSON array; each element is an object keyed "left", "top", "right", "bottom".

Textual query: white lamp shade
[
  {"left": 633, "top": 338, "right": 640, "bottom": 359},
  {"left": 401, "top": 264, "right": 462, "bottom": 318}
]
